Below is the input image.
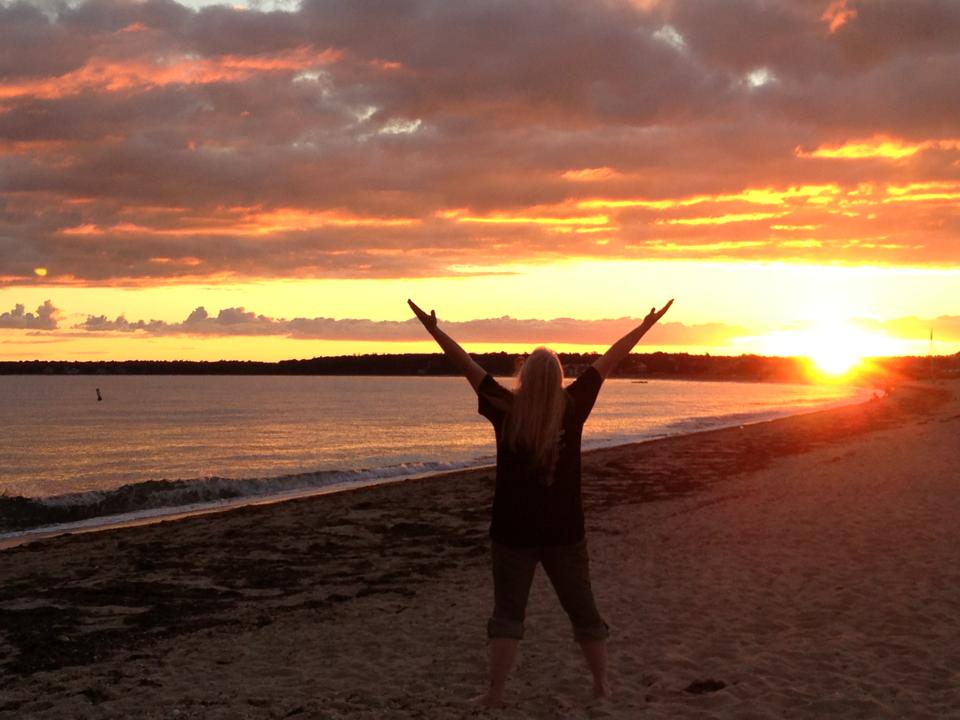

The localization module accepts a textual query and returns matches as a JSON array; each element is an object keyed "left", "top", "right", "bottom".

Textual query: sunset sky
[{"left": 1, "top": 0, "right": 958, "bottom": 361}]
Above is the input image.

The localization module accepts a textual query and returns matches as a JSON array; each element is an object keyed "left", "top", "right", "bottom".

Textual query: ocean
[{"left": 0, "top": 375, "right": 866, "bottom": 540}]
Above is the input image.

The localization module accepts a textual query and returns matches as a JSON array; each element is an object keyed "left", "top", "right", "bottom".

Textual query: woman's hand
[
  {"left": 406, "top": 298, "right": 486, "bottom": 390},
  {"left": 408, "top": 298, "right": 438, "bottom": 332},
  {"left": 592, "top": 298, "right": 675, "bottom": 379},
  {"left": 643, "top": 299, "right": 674, "bottom": 327}
]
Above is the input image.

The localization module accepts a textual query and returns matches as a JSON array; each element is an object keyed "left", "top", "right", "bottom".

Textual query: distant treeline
[{"left": 2, "top": 352, "right": 958, "bottom": 384}]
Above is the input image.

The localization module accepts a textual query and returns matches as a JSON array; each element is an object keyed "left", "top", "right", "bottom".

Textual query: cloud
[
  {"left": 0, "top": 0, "right": 959, "bottom": 285},
  {"left": 0, "top": 300, "right": 59, "bottom": 329},
  {"left": 78, "top": 305, "right": 282, "bottom": 335},
  {"left": 855, "top": 314, "right": 960, "bottom": 342},
  {"left": 75, "top": 305, "right": 745, "bottom": 345},
  {"left": 69, "top": 303, "right": 960, "bottom": 348}
]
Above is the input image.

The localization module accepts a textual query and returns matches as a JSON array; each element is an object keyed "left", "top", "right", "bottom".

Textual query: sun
[
  {"left": 808, "top": 341, "right": 863, "bottom": 376},
  {"left": 802, "top": 324, "right": 868, "bottom": 377},
  {"left": 751, "top": 321, "right": 905, "bottom": 379}
]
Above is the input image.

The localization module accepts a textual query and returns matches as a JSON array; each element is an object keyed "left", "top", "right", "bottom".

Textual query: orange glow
[
  {"left": 749, "top": 322, "right": 907, "bottom": 377},
  {"left": 561, "top": 167, "right": 621, "bottom": 182},
  {"left": 369, "top": 58, "right": 404, "bottom": 71},
  {"left": 798, "top": 136, "right": 960, "bottom": 160},
  {"left": 4, "top": 261, "right": 960, "bottom": 361},
  {"left": 61, "top": 224, "right": 101, "bottom": 236},
  {"left": 248, "top": 208, "right": 418, "bottom": 231},
  {"left": 0, "top": 47, "right": 343, "bottom": 101},
  {"left": 647, "top": 240, "right": 767, "bottom": 252},
  {"left": 776, "top": 239, "right": 822, "bottom": 248},
  {"left": 821, "top": 0, "right": 857, "bottom": 33},
  {"left": 149, "top": 256, "right": 203, "bottom": 266},
  {"left": 58, "top": 207, "right": 419, "bottom": 238},
  {"left": 578, "top": 184, "right": 842, "bottom": 210},
  {"left": 657, "top": 212, "right": 783, "bottom": 226},
  {"left": 449, "top": 210, "right": 610, "bottom": 227},
  {"left": 0, "top": 139, "right": 72, "bottom": 155},
  {"left": 883, "top": 182, "right": 960, "bottom": 203}
]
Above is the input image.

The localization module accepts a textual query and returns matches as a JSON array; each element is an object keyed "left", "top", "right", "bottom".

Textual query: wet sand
[{"left": 1, "top": 381, "right": 958, "bottom": 719}]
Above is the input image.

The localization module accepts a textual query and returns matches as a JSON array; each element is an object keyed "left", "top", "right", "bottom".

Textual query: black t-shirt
[{"left": 477, "top": 366, "right": 603, "bottom": 547}]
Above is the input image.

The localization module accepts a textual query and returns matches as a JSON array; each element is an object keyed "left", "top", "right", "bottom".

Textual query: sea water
[{"left": 0, "top": 375, "right": 865, "bottom": 536}]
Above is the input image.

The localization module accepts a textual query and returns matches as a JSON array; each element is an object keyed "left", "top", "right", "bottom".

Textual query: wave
[
  {"left": 0, "top": 392, "right": 867, "bottom": 539},
  {"left": 0, "top": 459, "right": 489, "bottom": 535}
]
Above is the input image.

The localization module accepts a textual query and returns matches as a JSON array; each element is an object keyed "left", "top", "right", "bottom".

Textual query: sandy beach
[{"left": 1, "top": 381, "right": 958, "bottom": 719}]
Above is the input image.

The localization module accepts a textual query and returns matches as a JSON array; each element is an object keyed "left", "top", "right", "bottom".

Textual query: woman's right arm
[
  {"left": 408, "top": 299, "right": 487, "bottom": 391},
  {"left": 592, "top": 300, "right": 674, "bottom": 379}
]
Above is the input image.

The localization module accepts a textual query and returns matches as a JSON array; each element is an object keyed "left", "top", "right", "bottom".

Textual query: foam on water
[{"left": 0, "top": 375, "right": 868, "bottom": 544}]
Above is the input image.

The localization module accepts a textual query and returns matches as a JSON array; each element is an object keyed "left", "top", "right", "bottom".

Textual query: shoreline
[
  {"left": 0, "top": 384, "right": 870, "bottom": 548},
  {"left": 0, "top": 381, "right": 956, "bottom": 718}
]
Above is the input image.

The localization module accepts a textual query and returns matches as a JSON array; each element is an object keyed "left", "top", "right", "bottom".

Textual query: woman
[{"left": 409, "top": 298, "right": 673, "bottom": 705}]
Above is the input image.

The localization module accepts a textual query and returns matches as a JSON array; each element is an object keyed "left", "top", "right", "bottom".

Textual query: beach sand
[{"left": 1, "top": 381, "right": 958, "bottom": 719}]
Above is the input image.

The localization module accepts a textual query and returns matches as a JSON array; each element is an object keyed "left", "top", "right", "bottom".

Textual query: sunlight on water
[{"left": 1, "top": 375, "right": 863, "bottom": 500}]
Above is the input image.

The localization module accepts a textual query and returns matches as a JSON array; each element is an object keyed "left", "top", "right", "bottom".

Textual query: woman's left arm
[
  {"left": 592, "top": 299, "right": 674, "bottom": 379},
  {"left": 408, "top": 299, "right": 487, "bottom": 390}
]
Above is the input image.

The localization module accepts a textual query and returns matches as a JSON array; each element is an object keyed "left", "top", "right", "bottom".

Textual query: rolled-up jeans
[{"left": 487, "top": 539, "right": 609, "bottom": 642}]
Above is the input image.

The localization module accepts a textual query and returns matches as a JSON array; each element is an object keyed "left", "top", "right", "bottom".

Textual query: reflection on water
[{"left": 0, "top": 375, "right": 863, "bottom": 498}]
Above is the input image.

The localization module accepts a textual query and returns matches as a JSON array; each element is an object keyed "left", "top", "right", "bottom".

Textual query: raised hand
[
  {"left": 408, "top": 298, "right": 438, "bottom": 332},
  {"left": 592, "top": 298, "right": 675, "bottom": 379},
  {"left": 406, "top": 298, "right": 486, "bottom": 390},
  {"left": 644, "top": 299, "right": 674, "bottom": 326}
]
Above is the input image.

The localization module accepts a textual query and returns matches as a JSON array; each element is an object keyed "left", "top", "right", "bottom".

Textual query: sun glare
[
  {"left": 810, "top": 345, "right": 861, "bottom": 376},
  {"left": 802, "top": 326, "right": 866, "bottom": 377},
  {"left": 751, "top": 321, "right": 906, "bottom": 379}
]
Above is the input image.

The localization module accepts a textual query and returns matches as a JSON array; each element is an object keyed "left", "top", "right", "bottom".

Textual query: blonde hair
[{"left": 503, "top": 347, "right": 568, "bottom": 478}]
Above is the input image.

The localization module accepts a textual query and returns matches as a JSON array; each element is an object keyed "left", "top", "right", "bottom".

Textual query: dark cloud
[
  {"left": 0, "top": 300, "right": 58, "bottom": 329},
  {"left": 833, "top": 0, "right": 960, "bottom": 68},
  {"left": 78, "top": 305, "right": 281, "bottom": 334},
  {"left": 75, "top": 304, "right": 744, "bottom": 345},
  {"left": 1, "top": 0, "right": 959, "bottom": 285},
  {"left": 0, "top": 2, "right": 91, "bottom": 80}
]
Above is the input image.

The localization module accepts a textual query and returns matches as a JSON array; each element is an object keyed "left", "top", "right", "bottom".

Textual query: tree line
[{"left": 2, "top": 351, "right": 958, "bottom": 384}]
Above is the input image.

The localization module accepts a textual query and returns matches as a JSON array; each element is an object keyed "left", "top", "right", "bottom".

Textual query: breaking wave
[
  {"left": 0, "top": 459, "right": 488, "bottom": 535},
  {"left": 0, "top": 389, "right": 868, "bottom": 541}
]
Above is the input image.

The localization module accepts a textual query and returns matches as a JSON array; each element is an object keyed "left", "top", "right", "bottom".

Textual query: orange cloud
[
  {"left": 578, "top": 184, "right": 842, "bottom": 210},
  {"left": 646, "top": 240, "right": 767, "bottom": 252},
  {"left": 369, "top": 58, "right": 404, "bottom": 71},
  {"left": 3, "top": 0, "right": 960, "bottom": 287},
  {"left": 0, "top": 139, "right": 73, "bottom": 156},
  {"left": 0, "top": 47, "right": 342, "bottom": 101},
  {"left": 657, "top": 212, "right": 784, "bottom": 226},
  {"left": 561, "top": 167, "right": 621, "bottom": 182},
  {"left": 59, "top": 207, "right": 419, "bottom": 238},
  {"left": 797, "top": 136, "right": 960, "bottom": 160},
  {"left": 821, "top": 0, "right": 857, "bottom": 33},
  {"left": 442, "top": 208, "right": 610, "bottom": 228},
  {"left": 883, "top": 182, "right": 960, "bottom": 203},
  {"left": 148, "top": 256, "right": 202, "bottom": 266}
]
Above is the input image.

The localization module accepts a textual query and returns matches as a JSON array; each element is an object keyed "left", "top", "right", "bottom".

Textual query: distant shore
[
  {"left": 3, "top": 350, "right": 957, "bottom": 385},
  {"left": 0, "top": 381, "right": 956, "bottom": 718}
]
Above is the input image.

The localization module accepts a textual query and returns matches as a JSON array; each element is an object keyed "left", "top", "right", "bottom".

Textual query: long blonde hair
[{"left": 503, "top": 347, "right": 568, "bottom": 475}]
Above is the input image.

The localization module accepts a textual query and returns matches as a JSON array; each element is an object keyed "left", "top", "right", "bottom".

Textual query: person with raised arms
[{"left": 408, "top": 297, "right": 673, "bottom": 706}]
